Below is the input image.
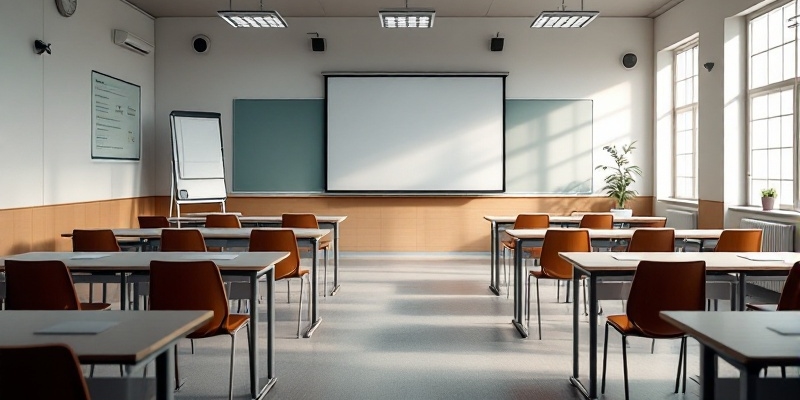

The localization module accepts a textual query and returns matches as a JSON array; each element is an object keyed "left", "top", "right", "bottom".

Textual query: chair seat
[
  {"left": 80, "top": 302, "right": 111, "bottom": 311},
  {"left": 529, "top": 267, "right": 570, "bottom": 280},
  {"left": 607, "top": 314, "right": 639, "bottom": 335},
  {"left": 220, "top": 314, "right": 249, "bottom": 334},
  {"left": 746, "top": 303, "right": 778, "bottom": 311}
]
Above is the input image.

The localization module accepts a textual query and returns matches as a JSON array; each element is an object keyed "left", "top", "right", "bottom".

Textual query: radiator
[
  {"left": 740, "top": 218, "right": 796, "bottom": 292},
  {"left": 665, "top": 209, "right": 697, "bottom": 229}
]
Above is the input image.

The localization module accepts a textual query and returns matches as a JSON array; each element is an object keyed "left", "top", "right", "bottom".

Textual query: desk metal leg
[
  {"left": 119, "top": 274, "right": 128, "bottom": 311},
  {"left": 738, "top": 273, "right": 747, "bottom": 311},
  {"left": 330, "top": 222, "right": 341, "bottom": 296},
  {"left": 252, "top": 270, "right": 277, "bottom": 399},
  {"left": 304, "top": 238, "right": 322, "bottom": 338},
  {"left": 740, "top": 367, "right": 758, "bottom": 400},
  {"left": 511, "top": 238, "right": 528, "bottom": 337},
  {"left": 490, "top": 221, "right": 500, "bottom": 295},
  {"left": 155, "top": 345, "right": 175, "bottom": 400},
  {"left": 700, "top": 345, "right": 716, "bottom": 400},
  {"left": 570, "top": 272, "right": 597, "bottom": 400}
]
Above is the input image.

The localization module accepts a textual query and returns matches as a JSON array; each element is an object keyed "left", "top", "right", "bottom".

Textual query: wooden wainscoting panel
[{"left": 698, "top": 200, "right": 724, "bottom": 229}]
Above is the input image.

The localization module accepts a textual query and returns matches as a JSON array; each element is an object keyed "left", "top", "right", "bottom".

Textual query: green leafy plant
[
  {"left": 761, "top": 188, "right": 777, "bottom": 198},
  {"left": 595, "top": 141, "right": 642, "bottom": 209}
]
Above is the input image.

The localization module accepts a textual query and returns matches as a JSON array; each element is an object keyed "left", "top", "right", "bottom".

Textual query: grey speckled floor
[{"left": 91, "top": 254, "right": 786, "bottom": 399}]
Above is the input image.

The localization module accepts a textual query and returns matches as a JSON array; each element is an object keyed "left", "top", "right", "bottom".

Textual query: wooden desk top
[
  {"left": 484, "top": 215, "right": 667, "bottom": 224},
  {"left": 61, "top": 227, "right": 330, "bottom": 240},
  {"left": 506, "top": 228, "right": 723, "bottom": 240},
  {"left": 0, "top": 310, "right": 212, "bottom": 364},
  {"left": 559, "top": 252, "right": 800, "bottom": 274},
  {"left": 169, "top": 215, "right": 347, "bottom": 224},
  {"left": 660, "top": 311, "right": 800, "bottom": 367},
  {"left": 0, "top": 251, "right": 288, "bottom": 273}
]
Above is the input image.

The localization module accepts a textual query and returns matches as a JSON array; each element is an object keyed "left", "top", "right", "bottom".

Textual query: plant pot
[
  {"left": 610, "top": 208, "right": 633, "bottom": 218},
  {"left": 761, "top": 197, "right": 775, "bottom": 211}
]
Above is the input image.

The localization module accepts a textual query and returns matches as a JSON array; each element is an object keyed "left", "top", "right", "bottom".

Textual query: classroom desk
[
  {"left": 168, "top": 215, "right": 347, "bottom": 296},
  {"left": 0, "top": 310, "right": 212, "bottom": 400},
  {"left": 502, "top": 228, "right": 724, "bottom": 317},
  {"left": 483, "top": 215, "right": 668, "bottom": 295},
  {"left": 558, "top": 252, "right": 799, "bottom": 400},
  {"left": 1, "top": 251, "right": 288, "bottom": 399}
]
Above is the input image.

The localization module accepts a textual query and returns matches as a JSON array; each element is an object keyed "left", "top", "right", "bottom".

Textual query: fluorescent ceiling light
[
  {"left": 218, "top": 10, "right": 287, "bottom": 28},
  {"left": 531, "top": 10, "right": 598, "bottom": 28},
  {"left": 379, "top": 8, "right": 435, "bottom": 28}
]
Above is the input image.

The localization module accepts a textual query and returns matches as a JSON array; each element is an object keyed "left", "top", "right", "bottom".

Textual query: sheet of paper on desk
[
  {"left": 737, "top": 254, "right": 792, "bottom": 262},
  {"left": 767, "top": 322, "right": 800, "bottom": 336},
  {"left": 611, "top": 254, "right": 641, "bottom": 261},
  {"left": 36, "top": 321, "right": 118, "bottom": 335},
  {"left": 180, "top": 254, "right": 239, "bottom": 260},
  {"left": 70, "top": 254, "right": 112, "bottom": 260}
]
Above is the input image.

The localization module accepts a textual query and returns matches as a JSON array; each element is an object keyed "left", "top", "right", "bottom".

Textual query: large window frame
[
  {"left": 673, "top": 41, "right": 699, "bottom": 200},
  {"left": 747, "top": 1, "right": 799, "bottom": 210}
]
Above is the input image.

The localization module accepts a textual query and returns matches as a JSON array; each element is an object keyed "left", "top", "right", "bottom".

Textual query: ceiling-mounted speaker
[
  {"left": 490, "top": 37, "right": 504, "bottom": 52},
  {"left": 192, "top": 34, "right": 210, "bottom": 53},
  {"left": 311, "top": 37, "right": 325, "bottom": 52},
  {"left": 621, "top": 53, "right": 637, "bottom": 69}
]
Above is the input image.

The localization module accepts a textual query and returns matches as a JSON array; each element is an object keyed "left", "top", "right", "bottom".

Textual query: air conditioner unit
[{"left": 113, "top": 29, "right": 154, "bottom": 55}]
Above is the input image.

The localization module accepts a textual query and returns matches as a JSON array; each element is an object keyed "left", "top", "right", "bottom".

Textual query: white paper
[
  {"left": 611, "top": 254, "right": 641, "bottom": 261},
  {"left": 36, "top": 321, "right": 118, "bottom": 335},
  {"left": 768, "top": 323, "right": 800, "bottom": 336},
  {"left": 70, "top": 254, "right": 112, "bottom": 260},
  {"left": 179, "top": 254, "right": 239, "bottom": 260},
  {"left": 737, "top": 254, "right": 792, "bottom": 262}
]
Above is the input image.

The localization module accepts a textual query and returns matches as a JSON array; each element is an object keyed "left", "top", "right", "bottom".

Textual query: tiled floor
[{"left": 92, "top": 254, "right": 787, "bottom": 399}]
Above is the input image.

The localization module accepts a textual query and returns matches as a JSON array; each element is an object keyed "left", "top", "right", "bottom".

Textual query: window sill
[
  {"left": 728, "top": 205, "right": 800, "bottom": 220},
  {"left": 658, "top": 198, "right": 698, "bottom": 207}
]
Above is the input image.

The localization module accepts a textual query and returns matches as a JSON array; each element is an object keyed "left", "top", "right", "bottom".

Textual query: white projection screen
[{"left": 325, "top": 74, "right": 506, "bottom": 192}]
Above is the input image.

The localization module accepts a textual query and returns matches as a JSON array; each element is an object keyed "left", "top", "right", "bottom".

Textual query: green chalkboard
[
  {"left": 232, "top": 98, "right": 592, "bottom": 193},
  {"left": 232, "top": 99, "right": 325, "bottom": 192}
]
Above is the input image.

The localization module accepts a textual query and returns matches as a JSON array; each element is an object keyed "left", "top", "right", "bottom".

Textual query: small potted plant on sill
[
  {"left": 761, "top": 188, "right": 777, "bottom": 211},
  {"left": 596, "top": 141, "right": 642, "bottom": 218}
]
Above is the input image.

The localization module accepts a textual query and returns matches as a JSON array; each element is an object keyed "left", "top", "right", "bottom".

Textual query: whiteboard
[
  {"left": 91, "top": 71, "right": 141, "bottom": 160},
  {"left": 169, "top": 111, "right": 226, "bottom": 201}
]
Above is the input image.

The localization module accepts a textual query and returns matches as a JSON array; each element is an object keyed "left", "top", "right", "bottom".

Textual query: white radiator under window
[
  {"left": 665, "top": 209, "right": 697, "bottom": 229},
  {"left": 740, "top": 218, "right": 796, "bottom": 292}
]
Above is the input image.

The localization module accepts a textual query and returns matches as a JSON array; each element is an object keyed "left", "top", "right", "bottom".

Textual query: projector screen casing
[{"left": 325, "top": 73, "right": 506, "bottom": 193}]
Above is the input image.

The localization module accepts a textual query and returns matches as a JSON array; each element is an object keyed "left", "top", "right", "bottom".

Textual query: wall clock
[{"left": 56, "top": 0, "right": 77, "bottom": 17}]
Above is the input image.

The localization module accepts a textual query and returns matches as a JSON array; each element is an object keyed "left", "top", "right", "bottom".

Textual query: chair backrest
[
  {"left": 638, "top": 219, "right": 667, "bottom": 228},
  {"left": 539, "top": 229, "right": 592, "bottom": 279},
  {"left": 0, "top": 344, "right": 91, "bottom": 400},
  {"left": 579, "top": 214, "right": 614, "bottom": 229},
  {"left": 714, "top": 229, "right": 763, "bottom": 252},
  {"left": 72, "top": 229, "right": 120, "bottom": 252},
  {"left": 249, "top": 229, "right": 302, "bottom": 280},
  {"left": 205, "top": 214, "right": 242, "bottom": 228},
  {"left": 627, "top": 260, "right": 706, "bottom": 337},
  {"left": 138, "top": 215, "right": 170, "bottom": 228},
  {"left": 149, "top": 260, "right": 228, "bottom": 338},
  {"left": 5, "top": 260, "right": 81, "bottom": 310},
  {"left": 626, "top": 228, "right": 676, "bottom": 252},
  {"left": 159, "top": 229, "right": 207, "bottom": 252},
  {"left": 281, "top": 213, "right": 320, "bottom": 229},
  {"left": 777, "top": 261, "right": 800, "bottom": 311},
  {"left": 513, "top": 214, "right": 550, "bottom": 229}
]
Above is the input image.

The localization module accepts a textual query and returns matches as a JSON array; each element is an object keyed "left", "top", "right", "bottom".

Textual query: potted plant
[
  {"left": 595, "top": 141, "right": 642, "bottom": 218},
  {"left": 761, "top": 188, "right": 777, "bottom": 211}
]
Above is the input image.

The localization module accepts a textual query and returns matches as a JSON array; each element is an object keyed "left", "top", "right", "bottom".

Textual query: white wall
[
  {"left": 653, "top": 0, "right": 778, "bottom": 220},
  {"left": 0, "top": 0, "right": 155, "bottom": 209},
  {"left": 154, "top": 17, "right": 654, "bottom": 197}
]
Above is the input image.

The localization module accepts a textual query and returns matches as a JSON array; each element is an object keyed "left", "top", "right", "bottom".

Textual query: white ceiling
[{"left": 124, "top": 0, "right": 685, "bottom": 19}]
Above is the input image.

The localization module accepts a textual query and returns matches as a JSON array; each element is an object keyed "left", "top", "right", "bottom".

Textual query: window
[
  {"left": 748, "top": 1, "right": 797, "bottom": 208},
  {"left": 673, "top": 42, "right": 699, "bottom": 199}
]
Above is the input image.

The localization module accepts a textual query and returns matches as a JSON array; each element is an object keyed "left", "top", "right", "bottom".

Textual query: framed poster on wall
[{"left": 91, "top": 70, "right": 141, "bottom": 160}]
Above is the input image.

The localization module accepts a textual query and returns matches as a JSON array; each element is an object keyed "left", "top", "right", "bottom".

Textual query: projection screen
[{"left": 325, "top": 74, "right": 506, "bottom": 192}]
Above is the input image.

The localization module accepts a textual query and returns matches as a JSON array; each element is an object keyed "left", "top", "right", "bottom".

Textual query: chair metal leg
[
  {"left": 228, "top": 333, "right": 237, "bottom": 400},
  {"left": 602, "top": 322, "right": 609, "bottom": 394},
  {"left": 622, "top": 335, "right": 630, "bottom": 400},
  {"left": 682, "top": 337, "right": 688, "bottom": 393},
  {"left": 582, "top": 279, "right": 588, "bottom": 316},
  {"left": 102, "top": 283, "right": 107, "bottom": 303},
  {"left": 535, "top": 277, "right": 542, "bottom": 340},
  {"left": 174, "top": 344, "right": 181, "bottom": 390},
  {"left": 651, "top": 339, "right": 655, "bottom": 354},
  {"left": 323, "top": 248, "right": 328, "bottom": 297},
  {"left": 675, "top": 338, "right": 684, "bottom": 393},
  {"left": 287, "top": 280, "right": 291, "bottom": 303},
  {"left": 781, "top": 366, "right": 787, "bottom": 378},
  {"left": 505, "top": 248, "right": 511, "bottom": 299},
  {"left": 526, "top": 274, "right": 531, "bottom": 328},
  {"left": 190, "top": 339, "right": 194, "bottom": 354},
  {"left": 297, "top": 276, "right": 304, "bottom": 338}
]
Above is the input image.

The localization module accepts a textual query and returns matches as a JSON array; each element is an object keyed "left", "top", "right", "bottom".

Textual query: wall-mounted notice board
[
  {"left": 232, "top": 98, "right": 592, "bottom": 194},
  {"left": 91, "top": 70, "right": 141, "bottom": 160}
]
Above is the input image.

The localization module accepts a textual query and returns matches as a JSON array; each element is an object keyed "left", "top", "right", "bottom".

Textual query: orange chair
[
  {"left": 159, "top": 229, "right": 207, "bottom": 252},
  {"left": 526, "top": 229, "right": 591, "bottom": 339},
  {"left": 501, "top": 214, "right": 550, "bottom": 297},
  {"left": 282, "top": 213, "right": 331, "bottom": 295},
  {"left": 5, "top": 260, "right": 110, "bottom": 311},
  {"left": 601, "top": 260, "right": 706, "bottom": 400},
  {"left": 149, "top": 260, "right": 252, "bottom": 400},
  {"left": 205, "top": 213, "right": 242, "bottom": 228},
  {"left": 71, "top": 229, "right": 122, "bottom": 304},
  {"left": 747, "top": 261, "right": 800, "bottom": 311},
  {"left": 626, "top": 228, "right": 676, "bottom": 252},
  {"left": 249, "top": 229, "right": 310, "bottom": 337},
  {"left": 714, "top": 229, "right": 763, "bottom": 252},
  {"left": 137, "top": 215, "right": 171, "bottom": 228},
  {"left": 579, "top": 214, "right": 614, "bottom": 229},
  {"left": 0, "top": 344, "right": 91, "bottom": 400}
]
